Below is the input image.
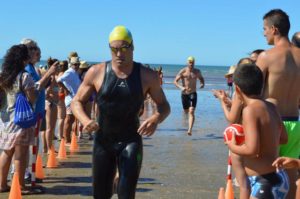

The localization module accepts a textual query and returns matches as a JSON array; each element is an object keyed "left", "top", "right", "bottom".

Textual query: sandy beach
[{"left": 1, "top": 90, "right": 240, "bottom": 198}]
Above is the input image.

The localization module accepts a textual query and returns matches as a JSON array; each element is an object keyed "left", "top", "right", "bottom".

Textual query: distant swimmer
[
  {"left": 174, "top": 56, "right": 204, "bottom": 136},
  {"left": 71, "top": 25, "right": 170, "bottom": 199}
]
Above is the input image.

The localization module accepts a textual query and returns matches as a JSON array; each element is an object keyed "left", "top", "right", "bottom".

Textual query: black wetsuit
[{"left": 93, "top": 61, "right": 144, "bottom": 199}]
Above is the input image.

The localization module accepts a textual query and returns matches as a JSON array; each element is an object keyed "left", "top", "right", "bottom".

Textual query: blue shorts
[{"left": 248, "top": 170, "right": 289, "bottom": 199}]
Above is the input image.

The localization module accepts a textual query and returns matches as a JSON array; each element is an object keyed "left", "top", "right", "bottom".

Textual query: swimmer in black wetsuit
[{"left": 71, "top": 26, "right": 170, "bottom": 199}]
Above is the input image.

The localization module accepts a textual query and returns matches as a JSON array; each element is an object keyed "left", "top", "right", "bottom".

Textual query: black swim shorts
[{"left": 181, "top": 92, "right": 197, "bottom": 110}]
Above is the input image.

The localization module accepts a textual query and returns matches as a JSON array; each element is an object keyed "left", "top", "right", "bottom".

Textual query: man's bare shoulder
[
  {"left": 263, "top": 44, "right": 292, "bottom": 59},
  {"left": 182, "top": 66, "right": 188, "bottom": 71},
  {"left": 258, "top": 44, "right": 300, "bottom": 67},
  {"left": 84, "top": 62, "right": 106, "bottom": 82},
  {"left": 259, "top": 48, "right": 273, "bottom": 60},
  {"left": 256, "top": 50, "right": 270, "bottom": 68},
  {"left": 177, "top": 67, "right": 187, "bottom": 74},
  {"left": 140, "top": 64, "right": 159, "bottom": 80},
  {"left": 89, "top": 62, "right": 106, "bottom": 73}
]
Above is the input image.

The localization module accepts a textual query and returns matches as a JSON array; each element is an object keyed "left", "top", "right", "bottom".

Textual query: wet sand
[
  {"left": 1, "top": 90, "right": 240, "bottom": 198},
  {"left": 2, "top": 133, "right": 236, "bottom": 199}
]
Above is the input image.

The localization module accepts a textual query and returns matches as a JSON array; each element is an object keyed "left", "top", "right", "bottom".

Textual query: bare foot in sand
[{"left": 187, "top": 131, "right": 192, "bottom": 136}]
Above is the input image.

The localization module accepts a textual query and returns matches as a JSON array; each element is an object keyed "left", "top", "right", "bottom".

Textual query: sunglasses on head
[{"left": 109, "top": 42, "right": 132, "bottom": 54}]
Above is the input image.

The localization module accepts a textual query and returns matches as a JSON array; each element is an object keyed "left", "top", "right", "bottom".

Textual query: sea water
[
  {"left": 0, "top": 59, "right": 229, "bottom": 136},
  {"left": 1, "top": 59, "right": 230, "bottom": 91}
]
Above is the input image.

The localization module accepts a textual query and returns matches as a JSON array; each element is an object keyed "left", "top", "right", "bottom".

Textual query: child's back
[{"left": 242, "top": 99, "right": 283, "bottom": 176}]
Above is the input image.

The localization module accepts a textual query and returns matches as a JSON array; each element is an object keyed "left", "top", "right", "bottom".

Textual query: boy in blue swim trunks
[{"left": 226, "top": 63, "right": 289, "bottom": 199}]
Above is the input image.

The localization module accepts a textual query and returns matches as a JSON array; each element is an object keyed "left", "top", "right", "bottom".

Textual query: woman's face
[
  {"left": 30, "top": 48, "right": 41, "bottom": 64},
  {"left": 58, "top": 64, "right": 64, "bottom": 72}
]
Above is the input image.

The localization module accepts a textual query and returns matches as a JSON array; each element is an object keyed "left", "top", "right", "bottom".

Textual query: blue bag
[{"left": 13, "top": 72, "right": 36, "bottom": 128}]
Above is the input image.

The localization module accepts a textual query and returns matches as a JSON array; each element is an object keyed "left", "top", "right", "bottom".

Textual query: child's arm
[
  {"left": 272, "top": 157, "right": 300, "bottom": 169},
  {"left": 227, "top": 106, "right": 259, "bottom": 156},
  {"left": 212, "top": 90, "right": 243, "bottom": 123},
  {"left": 212, "top": 89, "right": 231, "bottom": 105},
  {"left": 223, "top": 93, "right": 243, "bottom": 123}
]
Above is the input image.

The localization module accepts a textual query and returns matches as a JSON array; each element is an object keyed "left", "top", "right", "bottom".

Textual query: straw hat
[
  {"left": 79, "top": 61, "right": 89, "bottom": 69},
  {"left": 68, "top": 51, "right": 79, "bottom": 59},
  {"left": 70, "top": 57, "right": 80, "bottom": 65},
  {"left": 224, "top": 65, "right": 236, "bottom": 78}
]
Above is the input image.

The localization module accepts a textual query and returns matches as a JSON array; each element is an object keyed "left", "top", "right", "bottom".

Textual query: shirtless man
[
  {"left": 71, "top": 26, "right": 170, "bottom": 199},
  {"left": 256, "top": 9, "right": 300, "bottom": 199},
  {"left": 174, "top": 56, "right": 204, "bottom": 136}
]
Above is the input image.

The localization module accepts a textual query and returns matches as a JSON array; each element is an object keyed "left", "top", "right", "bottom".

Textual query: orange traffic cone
[
  {"left": 218, "top": 187, "right": 225, "bottom": 199},
  {"left": 9, "top": 172, "right": 22, "bottom": 199},
  {"left": 225, "top": 179, "right": 234, "bottom": 199},
  {"left": 47, "top": 145, "right": 58, "bottom": 168},
  {"left": 57, "top": 138, "right": 67, "bottom": 159},
  {"left": 36, "top": 154, "right": 45, "bottom": 179},
  {"left": 69, "top": 132, "right": 79, "bottom": 152}
]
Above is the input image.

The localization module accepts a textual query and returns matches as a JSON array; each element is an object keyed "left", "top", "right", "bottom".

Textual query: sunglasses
[{"left": 109, "top": 43, "right": 132, "bottom": 54}]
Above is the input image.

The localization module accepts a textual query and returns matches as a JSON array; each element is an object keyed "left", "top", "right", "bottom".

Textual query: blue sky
[{"left": 0, "top": 0, "right": 299, "bottom": 66}]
